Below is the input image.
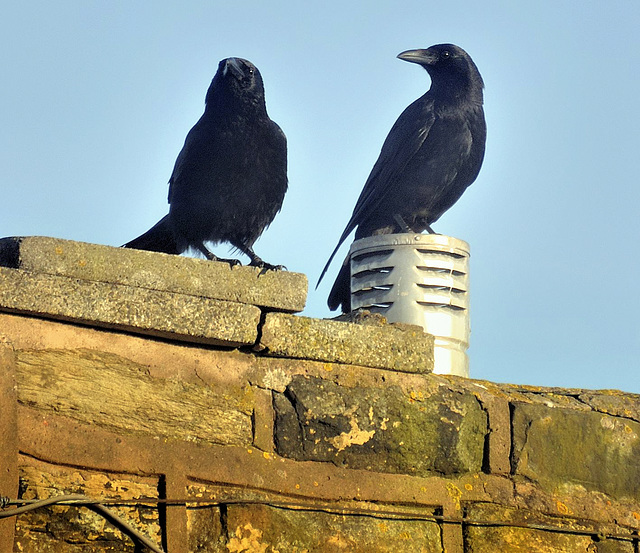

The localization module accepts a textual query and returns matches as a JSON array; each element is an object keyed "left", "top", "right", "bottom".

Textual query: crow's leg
[
  {"left": 232, "top": 241, "right": 285, "bottom": 272},
  {"left": 393, "top": 214, "right": 412, "bottom": 233},
  {"left": 196, "top": 243, "right": 241, "bottom": 267}
]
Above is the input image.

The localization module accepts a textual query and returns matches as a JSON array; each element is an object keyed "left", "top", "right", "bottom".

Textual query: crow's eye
[{"left": 441, "top": 51, "right": 451, "bottom": 59}]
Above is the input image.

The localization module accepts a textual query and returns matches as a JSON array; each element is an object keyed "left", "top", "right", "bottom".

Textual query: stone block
[
  {"left": 511, "top": 403, "right": 640, "bottom": 501},
  {"left": 0, "top": 236, "right": 307, "bottom": 312},
  {"left": 221, "top": 503, "right": 442, "bottom": 553},
  {"left": 0, "top": 341, "right": 18, "bottom": 549},
  {"left": 274, "top": 375, "right": 486, "bottom": 477},
  {"left": 0, "top": 266, "right": 261, "bottom": 347},
  {"left": 15, "top": 457, "right": 162, "bottom": 553},
  {"left": 15, "top": 348, "right": 253, "bottom": 446},
  {"left": 578, "top": 389, "right": 640, "bottom": 422},
  {"left": 260, "top": 312, "right": 434, "bottom": 373},
  {"left": 464, "top": 503, "right": 633, "bottom": 553}
]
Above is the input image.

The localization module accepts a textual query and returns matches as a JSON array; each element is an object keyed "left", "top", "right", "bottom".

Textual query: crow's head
[
  {"left": 398, "top": 44, "right": 484, "bottom": 98},
  {"left": 206, "top": 57, "right": 266, "bottom": 109}
]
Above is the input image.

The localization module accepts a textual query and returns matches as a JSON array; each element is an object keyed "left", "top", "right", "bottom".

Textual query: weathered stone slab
[
  {"left": 274, "top": 375, "right": 486, "bottom": 477},
  {"left": 464, "top": 503, "right": 632, "bottom": 553},
  {"left": 0, "top": 266, "right": 260, "bottom": 346},
  {"left": 0, "top": 341, "right": 18, "bottom": 551},
  {"left": 15, "top": 348, "right": 253, "bottom": 446},
  {"left": 220, "top": 503, "right": 443, "bottom": 553},
  {"left": 0, "top": 236, "right": 307, "bottom": 312},
  {"left": 260, "top": 312, "right": 434, "bottom": 373},
  {"left": 578, "top": 389, "right": 640, "bottom": 422},
  {"left": 186, "top": 480, "right": 445, "bottom": 552},
  {"left": 511, "top": 403, "right": 640, "bottom": 501},
  {"left": 16, "top": 458, "right": 161, "bottom": 553}
]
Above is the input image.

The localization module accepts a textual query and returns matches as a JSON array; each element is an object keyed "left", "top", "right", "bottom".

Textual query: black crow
[
  {"left": 124, "top": 57, "right": 287, "bottom": 270},
  {"left": 318, "top": 43, "right": 486, "bottom": 311}
]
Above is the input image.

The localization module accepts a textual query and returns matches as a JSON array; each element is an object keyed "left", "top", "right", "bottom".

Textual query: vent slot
[
  {"left": 416, "top": 301, "right": 466, "bottom": 311},
  {"left": 416, "top": 248, "right": 465, "bottom": 259},
  {"left": 352, "top": 267, "right": 393, "bottom": 279},
  {"left": 353, "top": 284, "right": 394, "bottom": 296},
  {"left": 416, "top": 283, "right": 466, "bottom": 295},
  {"left": 417, "top": 266, "right": 466, "bottom": 277},
  {"left": 351, "top": 249, "right": 394, "bottom": 263}
]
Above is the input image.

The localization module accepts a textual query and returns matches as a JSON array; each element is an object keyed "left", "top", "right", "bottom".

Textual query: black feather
[
  {"left": 318, "top": 44, "right": 486, "bottom": 311},
  {"left": 124, "top": 57, "right": 287, "bottom": 270}
]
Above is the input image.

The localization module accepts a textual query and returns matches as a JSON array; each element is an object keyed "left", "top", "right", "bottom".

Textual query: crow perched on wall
[
  {"left": 318, "top": 43, "right": 486, "bottom": 312},
  {"left": 124, "top": 57, "right": 287, "bottom": 270}
]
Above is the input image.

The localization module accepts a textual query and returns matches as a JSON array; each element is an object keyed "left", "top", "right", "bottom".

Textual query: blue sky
[{"left": 3, "top": 1, "right": 639, "bottom": 393}]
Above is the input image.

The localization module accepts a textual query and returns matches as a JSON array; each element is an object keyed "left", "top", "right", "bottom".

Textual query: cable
[
  {"left": 3, "top": 495, "right": 638, "bottom": 546},
  {"left": 0, "top": 494, "right": 163, "bottom": 553}
]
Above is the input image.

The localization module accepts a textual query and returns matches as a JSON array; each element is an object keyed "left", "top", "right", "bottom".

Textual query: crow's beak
[
  {"left": 223, "top": 57, "right": 245, "bottom": 79},
  {"left": 397, "top": 49, "right": 437, "bottom": 66}
]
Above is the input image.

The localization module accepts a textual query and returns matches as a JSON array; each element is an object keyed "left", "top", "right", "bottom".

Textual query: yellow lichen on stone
[
  {"left": 556, "top": 501, "right": 570, "bottom": 515},
  {"left": 328, "top": 417, "right": 375, "bottom": 453},
  {"left": 226, "top": 523, "right": 269, "bottom": 553},
  {"left": 446, "top": 482, "right": 463, "bottom": 511}
]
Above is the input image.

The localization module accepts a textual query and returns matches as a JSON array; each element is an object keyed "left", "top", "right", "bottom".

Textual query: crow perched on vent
[
  {"left": 124, "top": 57, "right": 287, "bottom": 270},
  {"left": 318, "top": 44, "right": 486, "bottom": 311}
]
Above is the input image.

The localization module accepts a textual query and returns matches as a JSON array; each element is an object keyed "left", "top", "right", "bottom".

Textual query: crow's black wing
[
  {"left": 166, "top": 114, "right": 211, "bottom": 205},
  {"left": 317, "top": 95, "right": 436, "bottom": 287}
]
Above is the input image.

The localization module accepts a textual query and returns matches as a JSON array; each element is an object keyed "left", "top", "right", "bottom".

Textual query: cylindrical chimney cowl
[{"left": 348, "top": 233, "right": 470, "bottom": 377}]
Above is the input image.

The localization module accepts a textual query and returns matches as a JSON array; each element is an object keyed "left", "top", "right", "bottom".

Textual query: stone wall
[{"left": 0, "top": 236, "right": 638, "bottom": 552}]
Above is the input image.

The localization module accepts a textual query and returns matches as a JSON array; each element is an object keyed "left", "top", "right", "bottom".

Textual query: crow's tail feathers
[
  {"left": 327, "top": 259, "right": 351, "bottom": 313},
  {"left": 122, "top": 215, "right": 180, "bottom": 255}
]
